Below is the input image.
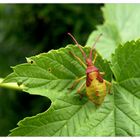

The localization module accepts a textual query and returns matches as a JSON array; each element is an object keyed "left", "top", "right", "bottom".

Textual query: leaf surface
[
  {"left": 4, "top": 40, "right": 140, "bottom": 136},
  {"left": 111, "top": 40, "right": 140, "bottom": 136},
  {"left": 4, "top": 45, "right": 111, "bottom": 102}
]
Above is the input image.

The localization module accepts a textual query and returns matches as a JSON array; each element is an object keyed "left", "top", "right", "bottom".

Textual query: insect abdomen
[{"left": 86, "top": 72, "right": 106, "bottom": 105}]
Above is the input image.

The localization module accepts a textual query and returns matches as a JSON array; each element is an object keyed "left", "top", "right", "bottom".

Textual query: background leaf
[
  {"left": 111, "top": 40, "right": 140, "bottom": 82},
  {"left": 86, "top": 4, "right": 140, "bottom": 60}
]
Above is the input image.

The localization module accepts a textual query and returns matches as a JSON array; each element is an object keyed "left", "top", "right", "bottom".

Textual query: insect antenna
[
  {"left": 68, "top": 33, "right": 87, "bottom": 61},
  {"left": 89, "top": 33, "right": 102, "bottom": 60}
]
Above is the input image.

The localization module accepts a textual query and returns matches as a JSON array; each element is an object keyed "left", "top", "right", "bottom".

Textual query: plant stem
[{"left": 0, "top": 78, "right": 23, "bottom": 91}]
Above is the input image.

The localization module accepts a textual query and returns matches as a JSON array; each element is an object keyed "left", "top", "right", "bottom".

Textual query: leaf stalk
[{"left": 0, "top": 78, "right": 22, "bottom": 91}]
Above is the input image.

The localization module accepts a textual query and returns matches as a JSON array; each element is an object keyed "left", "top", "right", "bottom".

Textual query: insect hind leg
[{"left": 104, "top": 80, "right": 112, "bottom": 94}]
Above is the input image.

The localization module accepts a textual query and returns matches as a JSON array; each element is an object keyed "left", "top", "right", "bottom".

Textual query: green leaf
[
  {"left": 4, "top": 45, "right": 112, "bottom": 102},
  {"left": 4, "top": 44, "right": 112, "bottom": 136},
  {"left": 111, "top": 40, "right": 140, "bottom": 82},
  {"left": 111, "top": 40, "right": 140, "bottom": 136},
  {"left": 9, "top": 94, "right": 114, "bottom": 136},
  {"left": 86, "top": 4, "right": 140, "bottom": 60},
  {"left": 6, "top": 39, "right": 140, "bottom": 136},
  {"left": 111, "top": 40, "right": 140, "bottom": 135}
]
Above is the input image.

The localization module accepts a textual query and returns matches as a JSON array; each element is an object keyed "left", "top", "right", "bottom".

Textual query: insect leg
[
  {"left": 77, "top": 81, "right": 86, "bottom": 99},
  {"left": 69, "top": 51, "right": 87, "bottom": 69},
  {"left": 104, "top": 80, "right": 112, "bottom": 94},
  {"left": 100, "top": 72, "right": 105, "bottom": 76},
  {"left": 77, "top": 81, "right": 86, "bottom": 94},
  {"left": 68, "top": 75, "right": 86, "bottom": 90}
]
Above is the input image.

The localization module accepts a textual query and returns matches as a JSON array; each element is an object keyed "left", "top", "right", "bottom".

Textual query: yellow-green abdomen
[{"left": 86, "top": 72, "right": 106, "bottom": 105}]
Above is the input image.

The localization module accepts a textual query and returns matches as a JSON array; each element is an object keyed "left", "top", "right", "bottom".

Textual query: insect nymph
[{"left": 68, "top": 33, "right": 111, "bottom": 105}]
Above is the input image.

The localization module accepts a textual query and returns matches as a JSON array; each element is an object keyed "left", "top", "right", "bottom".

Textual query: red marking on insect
[{"left": 95, "top": 91, "right": 100, "bottom": 97}]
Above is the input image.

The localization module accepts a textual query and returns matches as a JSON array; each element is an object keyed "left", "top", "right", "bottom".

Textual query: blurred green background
[{"left": 0, "top": 4, "right": 103, "bottom": 136}]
